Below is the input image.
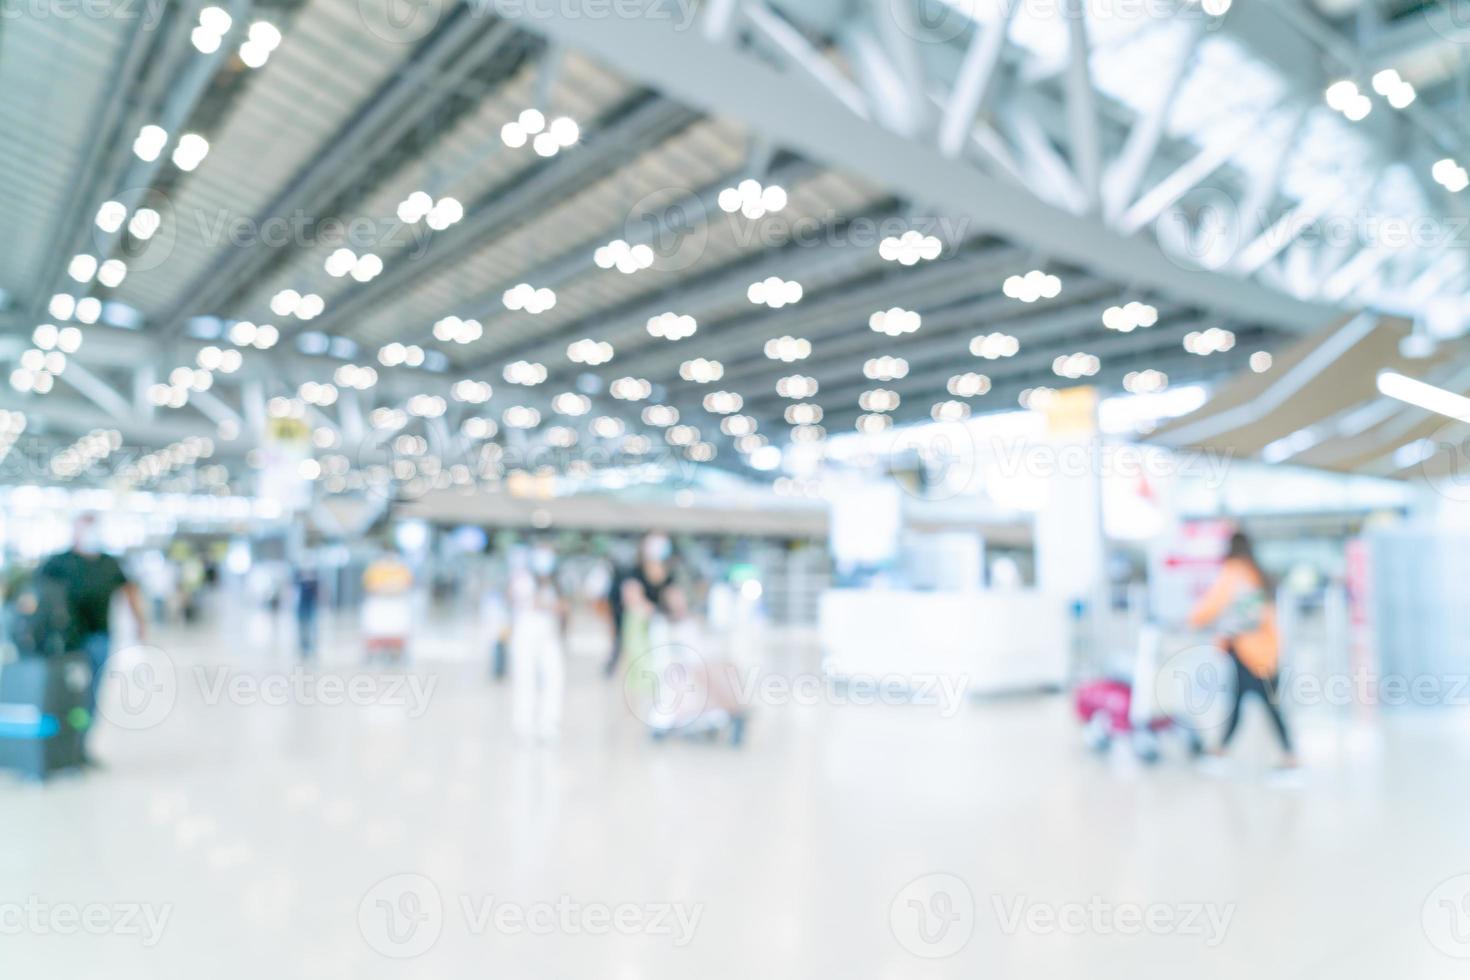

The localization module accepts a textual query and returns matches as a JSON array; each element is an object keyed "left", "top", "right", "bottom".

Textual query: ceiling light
[
  {"left": 450, "top": 380, "right": 492, "bottom": 404},
  {"left": 1002, "top": 270, "right": 1062, "bottom": 303},
  {"left": 426, "top": 197, "right": 463, "bottom": 230},
  {"left": 869, "top": 307, "right": 921, "bottom": 336},
  {"left": 47, "top": 294, "right": 76, "bottom": 320},
  {"left": 128, "top": 208, "right": 161, "bottom": 240},
  {"left": 397, "top": 191, "right": 433, "bottom": 224},
  {"left": 647, "top": 312, "right": 697, "bottom": 340},
  {"left": 191, "top": 25, "right": 222, "bottom": 53},
  {"left": 1432, "top": 159, "right": 1469, "bottom": 193},
  {"left": 503, "top": 282, "right": 556, "bottom": 315},
  {"left": 75, "top": 298, "right": 101, "bottom": 324},
  {"left": 785, "top": 403, "right": 823, "bottom": 425},
  {"left": 932, "top": 400, "right": 971, "bottom": 421},
  {"left": 610, "top": 377, "right": 652, "bottom": 400},
  {"left": 703, "top": 391, "right": 743, "bottom": 414},
  {"left": 679, "top": 358, "right": 724, "bottom": 383},
  {"left": 567, "top": 338, "right": 614, "bottom": 365},
  {"left": 1377, "top": 370, "right": 1470, "bottom": 423},
  {"left": 642, "top": 405, "right": 679, "bottom": 427},
  {"left": 350, "top": 253, "right": 383, "bottom": 283},
  {"left": 97, "top": 259, "right": 127, "bottom": 288},
  {"left": 747, "top": 277, "right": 803, "bottom": 308},
  {"left": 551, "top": 392, "right": 590, "bottom": 416},
  {"left": 947, "top": 373, "right": 991, "bottom": 397},
  {"left": 879, "top": 230, "right": 942, "bottom": 265},
  {"left": 721, "top": 415, "right": 756, "bottom": 437},
  {"left": 95, "top": 201, "right": 126, "bottom": 233},
  {"left": 595, "top": 239, "right": 655, "bottom": 274},
  {"left": 1123, "top": 369, "right": 1168, "bottom": 394},
  {"left": 172, "top": 133, "right": 210, "bottom": 172},
  {"left": 269, "top": 288, "right": 300, "bottom": 316},
  {"left": 764, "top": 335, "right": 811, "bottom": 362},
  {"left": 1250, "top": 351, "right": 1273, "bottom": 373},
  {"left": 1102, "top": 302, "right": 1158, "bottom": 332},
  {"left": 68, "top": 254, "right": 98, "bottom": 283},
  {"left": 864, "top": 356, "right": 908, "bottom": 380},
  {"left": 970, "top": 332, "right": 1019, "bottom": 359},
  {"left": 325, "top": 248, "right": 356, "bottom": 277},
  {"left": 503, "top": 361, "right": 548, "bottom": 385},
  {"left": 548, "top": 117, "right": 579, "bottom": 147},
  {"left": 717, "top": 179, "right": 787, "bottom": 219},
  {"left": 776, "top": 375, "right": 818, "bottom": 398},
  {"left": 859, "top": 389, "right": 899, "bottom": 412},
  {"left": 1053, "top": 352, "right": 1101, "bottom": 379},
  {"left": 1183, "top": 327, "right": 1235, "bottom": 355},
  {"left": 133, "top": 124, "right": 168, "bottom": 162},
  {"left": 199, "top": 5, "right": 232, "bottom": 34},
  {"left": 857, "top": 414, "right": 892, "bottom": 434}
]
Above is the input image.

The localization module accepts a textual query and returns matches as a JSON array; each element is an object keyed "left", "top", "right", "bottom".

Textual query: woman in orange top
[{"left": 1189, "top": 532, "right": 1298, "bottom": 769}]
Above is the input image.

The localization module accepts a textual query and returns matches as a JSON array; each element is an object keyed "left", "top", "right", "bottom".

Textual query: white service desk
[{"left": 818, "top": 588, "right": 1069, "bottom": 696}]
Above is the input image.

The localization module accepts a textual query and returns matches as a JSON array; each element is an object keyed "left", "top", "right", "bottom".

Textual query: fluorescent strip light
[{"left": 1377, "top": 371, "right": 1470, "bottom": 423}]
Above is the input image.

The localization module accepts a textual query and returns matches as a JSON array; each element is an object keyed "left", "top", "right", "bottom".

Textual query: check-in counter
[{"left": 819, "top": 589, "right": 1069, "bottom": 696}]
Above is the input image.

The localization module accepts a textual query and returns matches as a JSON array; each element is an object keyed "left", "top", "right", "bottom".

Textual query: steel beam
[{"left": 485, "top": 0, "right": 1336, "bottom": 331}]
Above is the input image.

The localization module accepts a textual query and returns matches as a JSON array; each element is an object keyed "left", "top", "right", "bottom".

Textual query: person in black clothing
[
  {"left": 40, "top": 514, "right": 148, "bottom": 726},
  {"left": 294, "top": 563, "right": 322, "bottom": 660},
  {"left": 604, "top": 532, "right": 673, "bottom": 676}
]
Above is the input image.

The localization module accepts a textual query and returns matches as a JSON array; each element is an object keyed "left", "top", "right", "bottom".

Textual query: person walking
[
  {"left": 604, "top": 532, "right": 673, "bottom": 677},
  {"left": 508, "top": 544, "right": 566, "bottom": 741},
  {"left": 40, "top": 514, "right": 148, "bottom": 750},
  {"left": 294, "top": 562, "right": 322, "bottom": 660},
  {"left": 1189, "top": 531, "right": 1299, "bottom": 772}
]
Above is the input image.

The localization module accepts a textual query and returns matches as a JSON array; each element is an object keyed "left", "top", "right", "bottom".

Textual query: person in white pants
[{"left": 509, "top": 545, "right": 565, "bottom": 741}]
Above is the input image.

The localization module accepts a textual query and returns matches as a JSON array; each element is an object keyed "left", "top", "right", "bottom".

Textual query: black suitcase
[{"left": 0, "top": 653, "right": 90, "bottom": 780}]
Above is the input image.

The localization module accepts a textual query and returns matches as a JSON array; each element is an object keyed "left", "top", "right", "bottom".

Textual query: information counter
[{"left": 818, "top": 588, "right": 1069, "bottom": 696}]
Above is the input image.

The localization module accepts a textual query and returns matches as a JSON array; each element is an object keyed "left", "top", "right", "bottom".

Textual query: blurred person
[
  {"left": 177, "top": 551, "right": 206, "bottom": 623},
  {"left": 40, "top": 514, "right": 148, "bottom": 754},
  {"left": 294, "top": 561, "right": 322, "bottom": 660},
  {"left": 509, "top": 544, "right": 565, "bottom": 740},
  {"left": 605, "top": 532, "right": 674, "bottom": 677},
  {"left": 1189, "top": 531, "right": 1299, "bottom": 772},
  {"left": 137, "top": 550, "right": 177, "bottom": 624},
  {"left": 479, "top": 560, "right": 511, "bottom": 681}
]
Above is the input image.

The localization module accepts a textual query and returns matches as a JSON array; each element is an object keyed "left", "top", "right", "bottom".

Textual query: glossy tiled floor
[{"left": 6, "top": 610, "right": 1470, "bottom": 978}]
